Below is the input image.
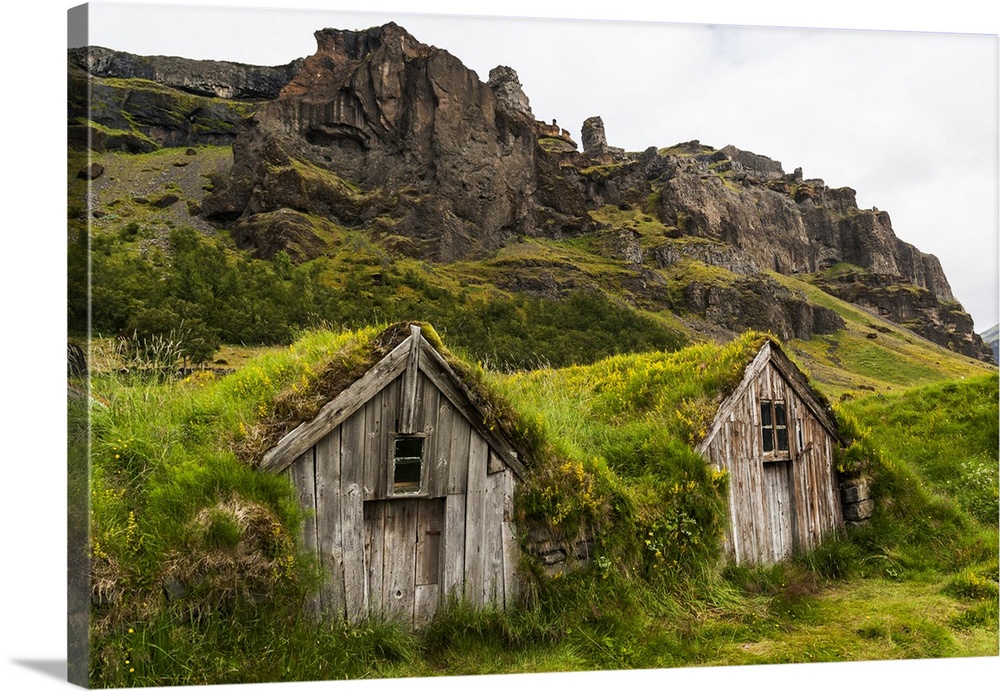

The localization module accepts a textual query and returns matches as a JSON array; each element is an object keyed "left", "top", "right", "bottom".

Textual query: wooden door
[
  {"left": 762, "top": 460, "right": 795, "bottom": 562},
  {"left": 364, "top": 498, "right": 444, "bottom": 626}
]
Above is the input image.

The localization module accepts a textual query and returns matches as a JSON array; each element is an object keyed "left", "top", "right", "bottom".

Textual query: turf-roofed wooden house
[
  {"left": 258, "top": 324, "right": 526, "bottom": 627},
  {"left": 696, "top": 339, "right": 845, "bottom": 565}
]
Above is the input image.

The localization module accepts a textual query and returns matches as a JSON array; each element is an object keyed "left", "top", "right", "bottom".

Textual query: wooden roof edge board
[
  {"left": 695, "top": 343, "right": 773, "bottom": 456},
  {"left": 696, "top": 339, "right": 843, "bottom": 455},
  {"left": 259, "top": 334, "right": 414, "bottom": 473},
  {"left": 416, "top": 339, "right": 527, "bottom": 479},
  {"left": 259, "top": 324, "right": 526, "bottom": 478}
]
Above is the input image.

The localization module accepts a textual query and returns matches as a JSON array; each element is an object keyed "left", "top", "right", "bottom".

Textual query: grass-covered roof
[
  {"left": 482, "top": 329, "right": 843, "bottom": 575},
  {"left": 236, "top": 320, "right": 540, "bottom": 471},
  {"left": 491, "top": 329, "right": 783, "bottom": 452}
]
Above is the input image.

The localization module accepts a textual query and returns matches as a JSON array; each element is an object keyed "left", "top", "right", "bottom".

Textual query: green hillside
[
  {"left": 77, "top": 321, "right": 998, "bottom": 686},
  {"left": 771, "top": 270, "right": 994, "bottom": 399}
]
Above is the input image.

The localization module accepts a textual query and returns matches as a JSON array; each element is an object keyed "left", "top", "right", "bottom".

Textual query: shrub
[{"left": 944, "top": 568, "right": 1000, "bottom": 602}]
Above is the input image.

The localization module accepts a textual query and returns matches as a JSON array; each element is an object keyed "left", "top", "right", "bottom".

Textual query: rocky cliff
[
  {"left": 981, "top": 324, "right": 1000, "bottom": 363},
  {"left": 202, "top": 23, "right": 540, "bottom": 261},
  {"left": 68, "top": 24, "right": 994, "bottom": 362}
]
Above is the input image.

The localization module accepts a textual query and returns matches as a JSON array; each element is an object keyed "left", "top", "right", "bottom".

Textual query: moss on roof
[
  {"left": 235, "top": 321, "right": 541, "bottom": 467},
  {"left": 490, "top": 329, "right": 779, "bottom": 453}
]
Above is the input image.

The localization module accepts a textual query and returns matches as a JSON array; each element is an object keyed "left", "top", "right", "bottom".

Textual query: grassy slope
[
  {"left": 839, "top": 373, "right": 999, "bottom": 527},
  {"left": 74, "top": 142, "right": 998, "bottom": 685},
  {"left": 71, "top": 145, "right": 234, "bottom": 237},
  {"left": 769, "top": 271, "right": 994, "bottom": 398},
  {"left": 81, "top": 326, "right": 998, "bottom": 686}
]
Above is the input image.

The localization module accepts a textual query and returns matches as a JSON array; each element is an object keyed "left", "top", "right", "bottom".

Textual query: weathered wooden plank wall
[
  {"left": 762, "top": 461, "right": 793, "bottom": 561},
  {"left": 464, "top": 434, "right": 488, "bottom": 606},
  {"left": 483, "top": 466, "right": 506, "bottom": 604},
  {"left": 705, "top": 359, "right": 842, "bottom": 565},
  {"left": 500, "top": 468, "right": 518, "bottom": 608},
  {"left": 315, "top": 428, "right": 344, "bottom": 617},
  {"left": 413, "top": 499, "right": 443, "bottom": 624},
  {"left": 286, "top": 366, "right": 520, "bottom": 626},
  {"left": 287, "top": 449, "right": 318, "bottom": 616}
]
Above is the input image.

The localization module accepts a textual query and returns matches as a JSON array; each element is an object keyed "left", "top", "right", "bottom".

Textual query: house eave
[{"left": 260, "top": 325, "right": 526, "bottom": 478}]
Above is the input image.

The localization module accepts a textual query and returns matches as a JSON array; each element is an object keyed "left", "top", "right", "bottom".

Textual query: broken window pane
[
  {"left": 775, "top": 402, "right": 788, "bottom": 451},
  {"left": 761, "top": 399, "right": 774, "bottom": 452},
  {"left": 393, "top": 436, "right": 424, "bottom": 493}
]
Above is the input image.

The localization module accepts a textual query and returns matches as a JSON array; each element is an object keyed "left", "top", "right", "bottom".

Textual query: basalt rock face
[
  {"left": 581, "top": 116, "right": 626, "bottom": 162},
  {"left": 68, "top": 46, "right": 302, "bottom": 151},
  {"left": 981, "top": 325, "right": 1000, "bottom": 363},
  {"left": 203, "top": 23, "right": 540, "bottom": 262},
  {"left": 68, "top": 59, "right": 260, "bottom": 151},
  {"left": 488, "top": 65, "right": 533, "bottom": 119},
  {"left": 680, "top": 276, "right": 846, "bottom": 343},
  {"left": 813, "top": 268, "right": 994, "bottom": 361},
  {"left": 625, "top": 142, "right": 955, "bottom": 302}
]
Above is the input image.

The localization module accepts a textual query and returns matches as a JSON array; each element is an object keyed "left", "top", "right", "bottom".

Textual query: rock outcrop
[
  {"left": 980, "top": 324, "right": 1000, "bottom": 363},
  {"left": 203, "top": 23, "right": 540, "bottom": 262},
  {"left": 488, "top": 65, "right": 533, "bottom": 119},
  {"left": 679, "top": 275, "right": 846, "bottom": 343},
  {"left": 813, "top": 268, "right": 993, "bottom": 360},
  {"left": 68, "top": 61, "right": 259, "bottom": 151},
  {"left": 68, "top": 46, "right": 303, "bottom": 151},
  {"left": 633, "top": 143, "right": 956, "bottom": 303},
  {"left": 532, "top": 137, "right": 985, "bottom": 357},
  {"left": 581, "top": 116, "right": 626, "bottom": 162}
]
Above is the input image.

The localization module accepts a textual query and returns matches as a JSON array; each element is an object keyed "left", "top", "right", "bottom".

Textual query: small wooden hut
[
  {"left": 695, "top": 339, "right": 844, "bottom": 564},
  {"left": 259, "top": 324, "right": 526, "bottom": 626}
]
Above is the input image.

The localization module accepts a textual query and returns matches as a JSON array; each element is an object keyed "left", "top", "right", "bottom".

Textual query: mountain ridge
[
  {"left": 67, "top": 23, "right": 995, "bottom": 364},
  {"left": 981, "top": 324, "right": 1000, "bottom": 363}
]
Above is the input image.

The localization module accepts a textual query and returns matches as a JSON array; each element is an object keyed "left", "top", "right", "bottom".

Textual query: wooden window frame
[
  {"left": 760, "top": 398, "right": 790, "bottom": 460},
  {"left": 390, "top": 433, "right": 428, "bottom": 497}
]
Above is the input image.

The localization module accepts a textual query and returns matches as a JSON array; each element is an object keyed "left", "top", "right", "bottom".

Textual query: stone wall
[
  {"left": 524, "top": 526, "right": 594, "bottom": 576},
  {"left": 841, "top": 477, "right": 874, "bottom": 527}
]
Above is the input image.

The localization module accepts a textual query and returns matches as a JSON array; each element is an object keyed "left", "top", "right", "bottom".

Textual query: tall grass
[
  {"left": 487, "top": 334, "right": 773, "bottom": 586},
  {"left": 840, "top": 374, "right": 998, "bottom": 526}
]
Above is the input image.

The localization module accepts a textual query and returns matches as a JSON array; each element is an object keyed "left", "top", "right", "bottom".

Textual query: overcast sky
[{"left": 72, "top": 1, "right": 1000, "bottom": 332}]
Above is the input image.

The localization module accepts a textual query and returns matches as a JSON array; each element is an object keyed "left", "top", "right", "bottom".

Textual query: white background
[{"left": 2, "top": 2, "right": 998, "bottom": 691}]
